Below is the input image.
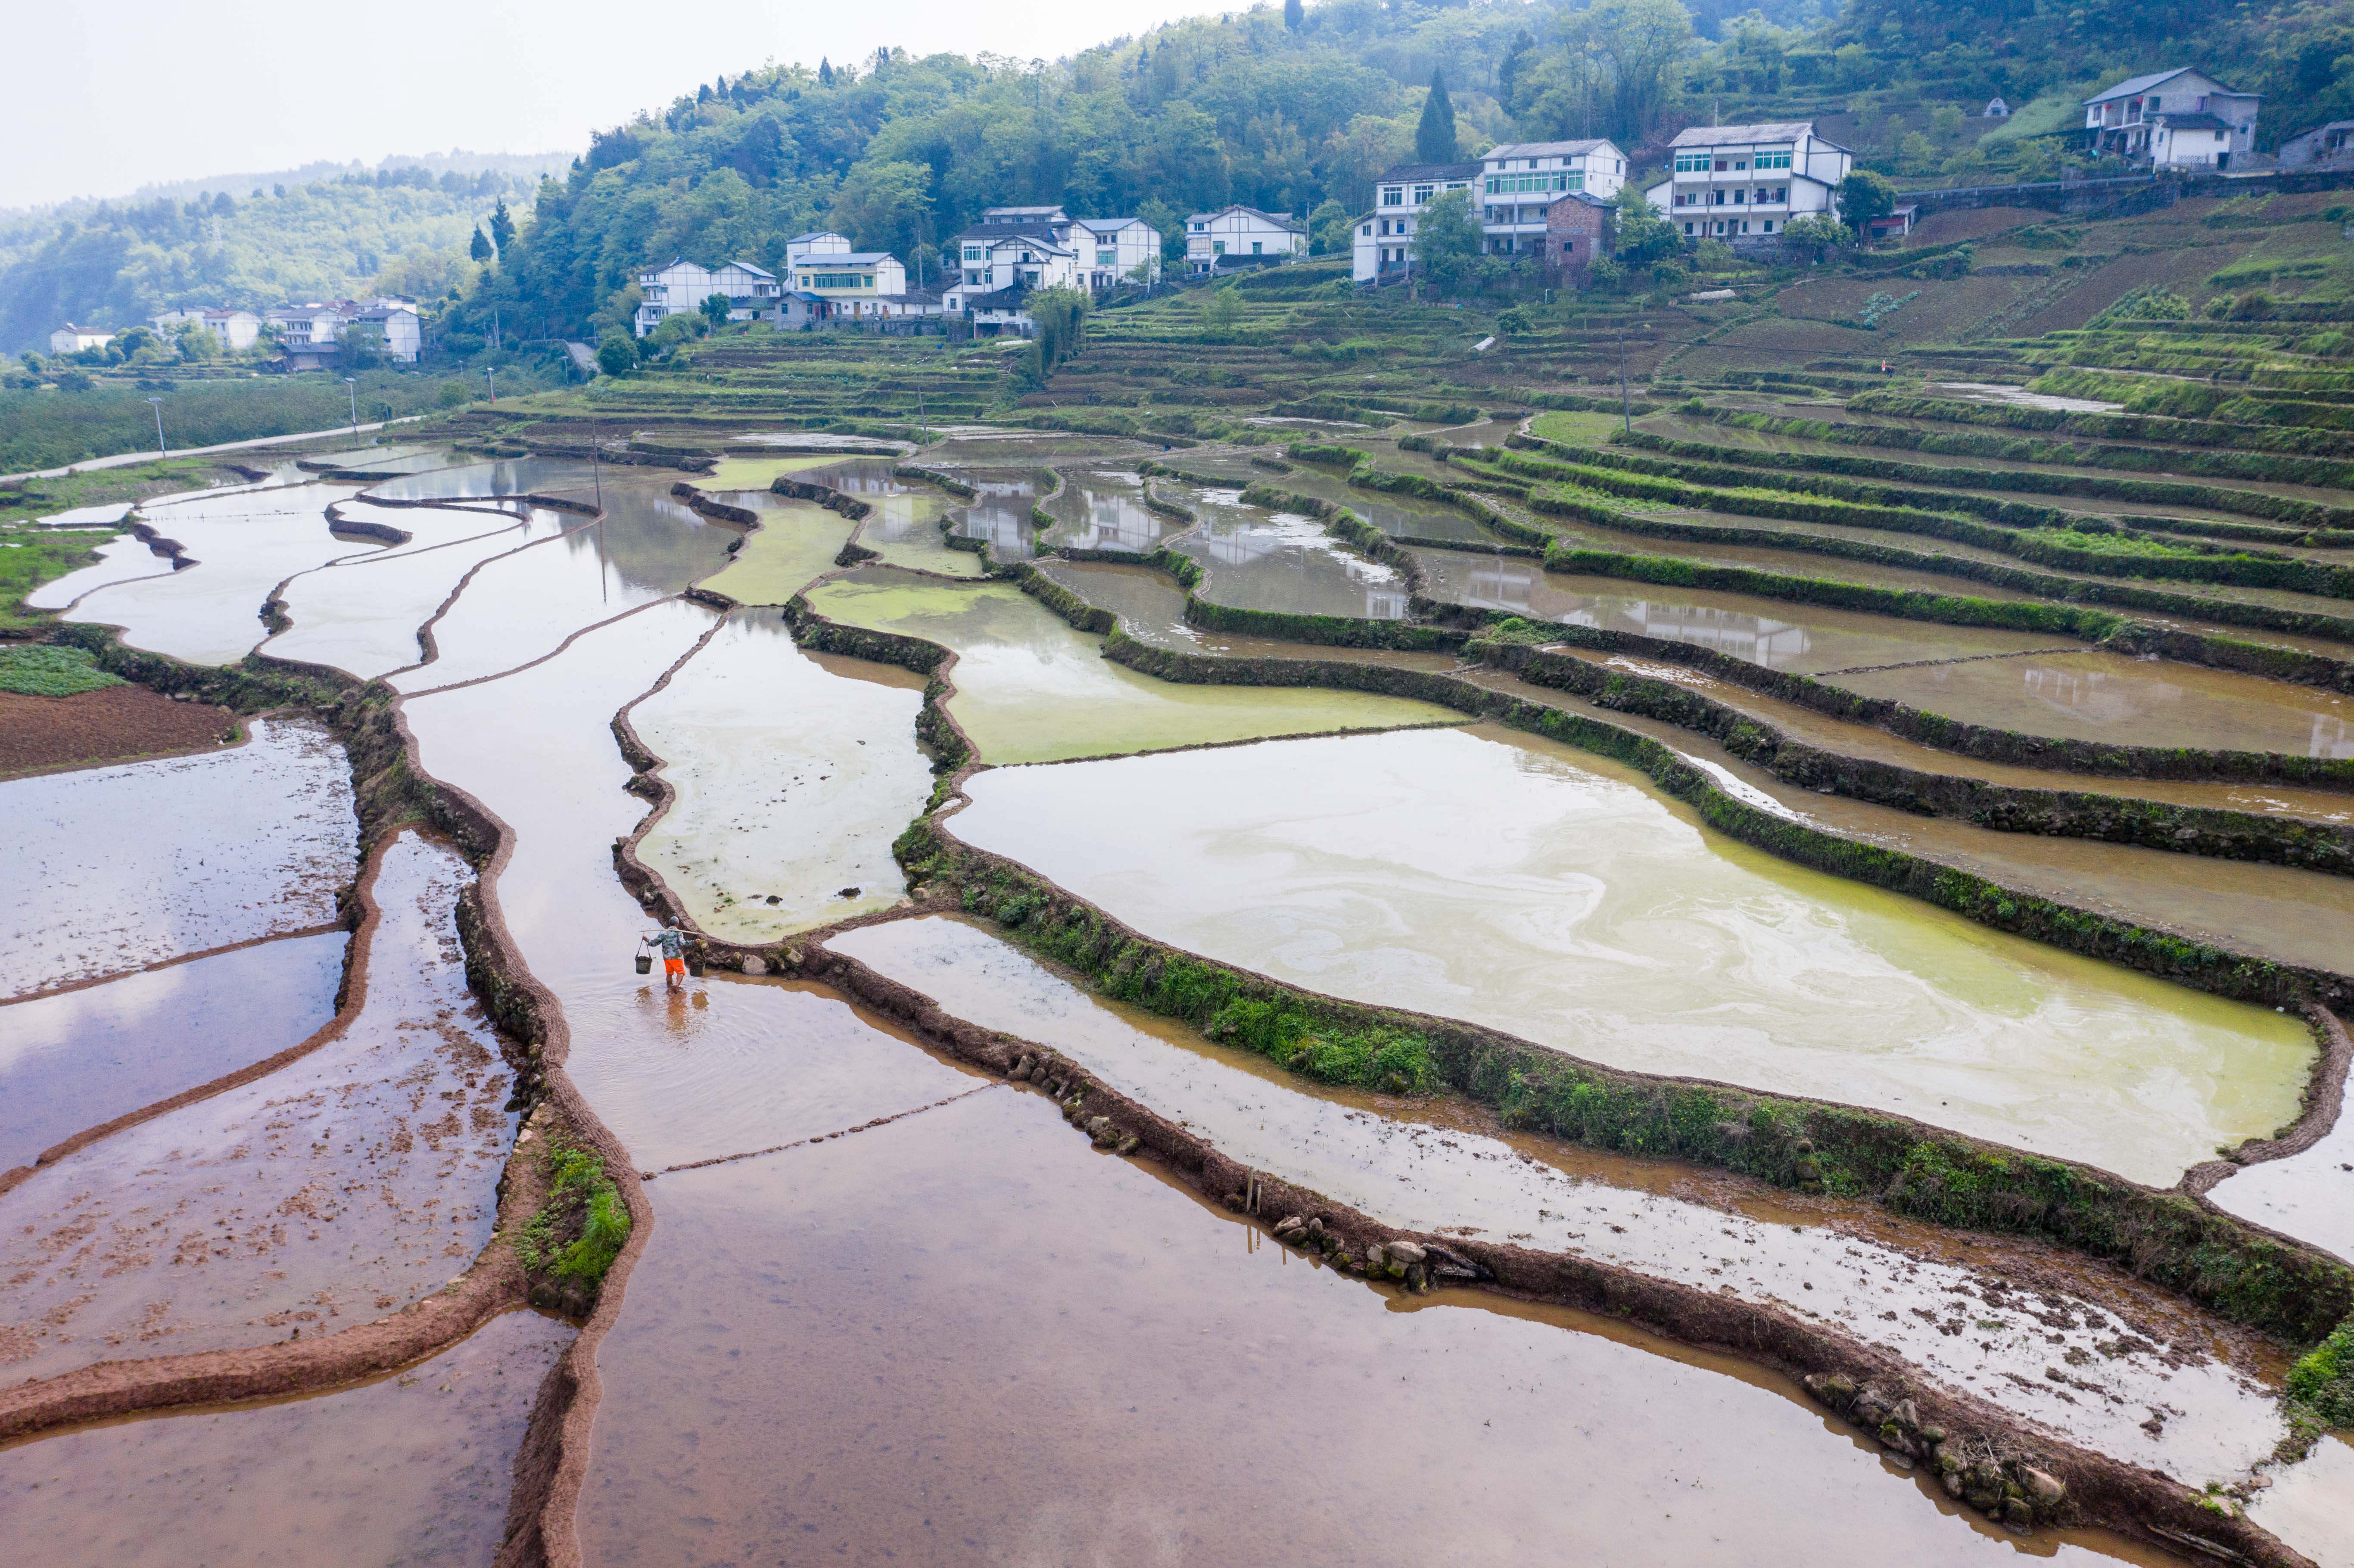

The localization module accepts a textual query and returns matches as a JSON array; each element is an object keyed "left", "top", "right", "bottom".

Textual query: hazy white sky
[{"left": 7, "top": 0, "right": 1236, "bottom": 209}]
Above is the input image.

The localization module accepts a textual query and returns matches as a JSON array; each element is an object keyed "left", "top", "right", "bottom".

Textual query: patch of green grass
[
  {"left": 1529, "top": 410, "right": 1623, "bottom": 446},
  {"left": 0, "top": 642, "right": 125, "bottom": 697},
  {"left": 2288, "top": 1317, "right": 2354, "bottom": 1427},
  {"left": 0, "top": 524, "right": 122, "bottom": 630},
  {"left": 512, "top": 1138, "right": 631, "bottom": 1288}
]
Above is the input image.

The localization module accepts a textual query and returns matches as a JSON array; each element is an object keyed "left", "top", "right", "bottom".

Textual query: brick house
[{"left": 1542, "top": 192, "right": 1613, "bottom": 283}]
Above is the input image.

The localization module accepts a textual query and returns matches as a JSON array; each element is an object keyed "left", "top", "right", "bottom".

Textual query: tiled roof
[
  {"left": 2084, "top": 68, "right": 2198, "bottom": 105},
  {"left": 1669, "top": 122, "right": 1815, "bottom": 147},
  {"left": 1485, "top": 140, "right": 1610, "bottom": 161},
  {"left": 1372, "top": 162, "right": 1483, "bottom": 182}
]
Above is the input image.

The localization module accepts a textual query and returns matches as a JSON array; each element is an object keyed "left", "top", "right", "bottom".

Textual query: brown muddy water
[
  {"left": 828, "top": 913, "right": 2304, "bottom": 1486},
  {"left": 0, "top": 930, "right": 346, "bottom": 1172},
  {"left": 580, "top": 1049, "right": 2169, "bottom": 1568},
  {"left": 1031, "top": 557, "right": 1466, "bottom": 669},
  {"left": 0, "top": 831, "right": 513, "bottom": 1385},
  {"left": 1492, "top": 647, "right": 2354, "bottom": 828},
  {"left": 400, "top": 598, "right": 999, "bottom": 1171},
  {"left": 0, "top": 1308, "right": 572, "bottom": 1567},
  {"left": 950, "top": 725, "right": 2313, "bottom": 1185},
  {"left": 1171, "top": 481, "right": 1415, "bottom": 619},
  {"left": 0, "top": 716, "right": 354, "bottom": 999},
  {"left": 1272, "top": 463, "right": 1506, "bottom": 543},
  {"left": 630, "top": 609, "right": 934, "bottom": 939},
  {"left": 1414, "top": 550, "right": 2085, "bottom": 674}
]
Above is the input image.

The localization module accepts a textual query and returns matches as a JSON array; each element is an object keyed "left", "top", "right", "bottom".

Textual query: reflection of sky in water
[{"left": 1453, "top": 561, "right": 1816, "bottom": 668}]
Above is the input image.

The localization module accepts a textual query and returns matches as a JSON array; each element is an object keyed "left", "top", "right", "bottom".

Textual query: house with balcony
[
  {"left": 148, "top": 307, "right": 263, "bottom": 354},
  {"left": 632, "top": 258, "right": 783, "bottom": 336},
  {"left": 1476, "top": 140, "right": 1628, "bottom": 256},
  {"left": 1644, "top": 122, "right": 1850, "bottom": 241},
  {"left": 1350, "top": 163, "right": 1479, "bottom": 282},
  {"left": 1075, "top": 216, "right": 1161, "bottom": 288},
  {"left": 264, "top": 302, "right": 350, "bottom": 345},
  {"left": 2083, "top": 69, "right": 2257, "bottom": 168},
  {"left": 1186, "top": 205, "right": 1306, "bottom": 274}
]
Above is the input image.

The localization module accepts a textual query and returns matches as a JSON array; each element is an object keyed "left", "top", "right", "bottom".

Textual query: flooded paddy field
[
  {"left": 802, "top": 568, "right": 1457, "bottom": 762},
  {"left": 1031, "top": 464, "right": 1181, "bottom": 553},
  {"left": 629, "top": 609, "right": 932, "bottom": 939},
  {"left": 0, "top": 1308, "right": 571, "bottom": 1568},
  {"left": 0, "top": 931, "right": 346, "bottom": 1173},
  {"left": 1172, "top": 481, "right": 1414, "bottom": 619},
  {"left": 0, "top": 716, "right": 354, "bottom": 998},
  {"left": 828, "top": 915, "right": 2300, "bottom": 1484},
  {"left": 0, "top": 832, "right": 513, "bottom": 1385},
  {"left": 61, "top": 485, "right": 370, "bottom": 665},
  {"left": 18, "top": 359, "right": 2354, "bottom": 1566},
  {"left": 581, "top": 1043, "right": 2173, "bottom": 1568},
  {"left": 951, "top": 726, "right": 2314, "bottom": 1185}
]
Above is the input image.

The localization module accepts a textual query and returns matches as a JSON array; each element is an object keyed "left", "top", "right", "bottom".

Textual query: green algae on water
[
  {"left": 701, "top": 499, "right": 855, "bottom": 605},
  {"left": 803, "top": 569, "right": 1460, "bottom": 763}
]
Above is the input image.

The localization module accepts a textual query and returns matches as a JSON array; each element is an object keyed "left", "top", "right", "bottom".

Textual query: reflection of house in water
[
  {"left": 953, "top": 474, "right": 1040, "bottom": 560},
  {"left": 1454, "top": 564, "right": 1814, "bottom": 669},
  {"left": 1184, "top": 494, "right": 1408, "bottom": 619},
  {"left": 2312, "top": 713, "right": 2354, "bottom": 759},
  {"left": 2018, "top": 663, "right": 2183, "bottom": 730}
]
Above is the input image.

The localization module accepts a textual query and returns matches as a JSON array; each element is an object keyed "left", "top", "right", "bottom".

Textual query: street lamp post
[
  {"left": 146, "top": 397, "right": 167, "bottom": 460},
  {"left": 343, "top": 376, "right": 358, "bottom": 444},
  {"left": 485, "top": 365, "right": 497, "bottom": 403}
]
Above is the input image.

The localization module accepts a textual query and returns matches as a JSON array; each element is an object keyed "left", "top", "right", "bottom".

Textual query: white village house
[
  {"left": 1351, "top": 140, "right": 1625, "bottom": 283},
  {"left": 47, "top": 324, "right": 114, "bottom": 354},
  {"left": 148, "top": 307, "right": 262, "bottom": 354},
  {"left": 942, "top": 207, "right": 1164, "bottom": 334},
  {"left": 633, "top": 258, "right": 783, "bottom": 336},
  {"left": 1186, "top": 205, "right": 1305, "bottom": 274},
  {"left": 262, "top": 298, "right": 422, "bottom": 365},
  {"left": 2082, "top": 68, "right": 2259, "bottom": 168},
  {"left": 1645, "top": 121, "right": 1852, "bottom": 240}
]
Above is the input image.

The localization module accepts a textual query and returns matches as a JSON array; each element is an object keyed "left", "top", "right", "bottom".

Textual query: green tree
[
  {"left": 831, "top": 159, "right": 935, "bottom": 258},
  {"left": 1411, "top": 188, "right": 1481, "bottom": 294},
  {"left": 596, "top": 332, "right": 638, "bottom": 375},
  {"left": 1782, "top": 214, "right": 1854, "bottom": 262},
  {"left": 1836, "top": 169, "right": 1899, "bottom": 235},
  {"left": 1284, "top": 0, "right": 1303, "bottom": 29},
  {"left": 1200, "top": 285, "right": 1243, "bottom": 332},
  {"left": 1415, "top": 70, "right": 1457, "bottom": 164},
  {"left": 174, "top": 320, "right": 216, "bottom": 361},
  {"left": 488, "top": 199, "right": 516, "bottom": 255},
  {"left": 1308, "top": 198, "right": 1352, "bottom": 255},
  {"left": 700, "top": 292, "right": 734, "bottom": 328},
  {"left": 469, "top": 227, "right": 492, "bottom": 262},
  {"left": 1523, "top": 0, "right": 1693, "bottom": 147},
  {"left": 1610, "top": 187, "right": 1681, "bottom": 272}
]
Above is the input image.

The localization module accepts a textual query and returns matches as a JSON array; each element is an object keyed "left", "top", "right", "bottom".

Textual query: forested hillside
[
  {"left": 10, "top": 0, "right": 2348, "bottom": 354},
  {"left": 461, "top": 0, "right": 2353, "bottom": 342},
  {"left": 0, "top": 156, "right": 560, "bottom": 352}
]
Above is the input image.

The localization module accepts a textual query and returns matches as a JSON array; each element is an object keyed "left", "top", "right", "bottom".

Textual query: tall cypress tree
[
  {"left": 1415, "top": 69, "right": 1457, "bottom": 164},
  {"left": 1284, "top": 0, "right": 1304, "bottom": 29},
  {"left": 819, "top": 56, "right": 834, "bottom": 87}
]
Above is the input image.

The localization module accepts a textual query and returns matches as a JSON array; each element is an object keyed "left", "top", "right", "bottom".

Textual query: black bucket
[
  {"left": 687, "top": 956, "right": 707, "bottom": 978},
  {"left": 635, "top": 952, "right": 652, "bottom": 975}
]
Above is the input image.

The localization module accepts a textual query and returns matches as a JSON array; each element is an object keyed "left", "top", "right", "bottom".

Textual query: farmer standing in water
[{"left": 649, "top": 918, "right": 690, "bottom": 992}]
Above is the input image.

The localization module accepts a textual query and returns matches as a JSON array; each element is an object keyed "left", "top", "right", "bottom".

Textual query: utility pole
[
  {"left": 1618, "top": 320, "right": 1631, "bottom": 433},
  {"left": 343, "top": 376, "right": 359, "bottom": 443},
  {"left": 591, "top": 416, "right": 607, "bottom": 605},
  {"left": 146, "top": 397, "right": 167, "bottom": 459}
]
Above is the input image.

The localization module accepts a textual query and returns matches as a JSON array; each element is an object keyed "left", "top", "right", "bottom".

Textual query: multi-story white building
[
  {"left": 1476, "top": 139, "right": 1628, "bottom": 256},
  {"left": 264, "top": 302, "right": 351, "bottom": 345},
  {"left": 1185, "top": 205, "right": 1305, "bottom": 274},
  {"left": 1074, "top": 216, "right": 1160, "bottom": 289},
  {"left": 1644, "top": 122, "right": 1851, "bottom": 240},
  {"left": 1351, "top": 161, "right": 1479, "bottom": 282},
  {"left": 2083, "top": 68, "right": 2259, "bottom": 168},
  {"left": 632, "top": 258, "right": 783, "bottom": 336},
  {"left": 148, "top": 307, "right": 263, "bottom": 353},
  {"left": 351, "top": 302, "right": 422, "bottom": 362}
]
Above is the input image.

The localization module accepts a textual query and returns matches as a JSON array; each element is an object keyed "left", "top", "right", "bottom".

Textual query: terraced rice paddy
[{"left": 13, "top": 232, "right": 2354, "bottom": 1563}]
